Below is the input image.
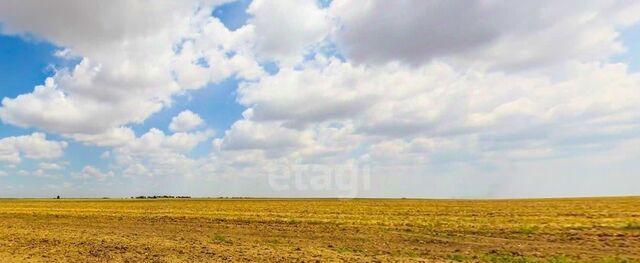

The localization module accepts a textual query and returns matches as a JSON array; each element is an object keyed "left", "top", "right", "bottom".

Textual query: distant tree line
[{"left": 132, "top": 195, "right": 192, "bottom": 199}]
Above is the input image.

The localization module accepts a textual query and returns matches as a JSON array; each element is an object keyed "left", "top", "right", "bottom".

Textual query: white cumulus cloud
[
  {"left": 0, "top": 0, "right": 261, "bottom": 140},
  {"left": 169, "top": 110, "right": 205, "bottom": 132},
  {"left": 0, "top": 133, "right": 67, "bottom": 164},
  {"left": 73, "top": 166, "right": 114, "bottom": 181},
  {"left": 330, "top": 0, "right": 640, "bottom": 70}
]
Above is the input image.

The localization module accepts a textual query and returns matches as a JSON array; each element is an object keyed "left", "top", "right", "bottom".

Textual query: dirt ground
[{"left": 0, "top": 197, "right": 638, "bottom": 262}]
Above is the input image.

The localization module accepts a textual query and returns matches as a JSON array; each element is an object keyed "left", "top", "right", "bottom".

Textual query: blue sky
[
  {"left": 1, "top": 0, "right": 639, "bottom": 198},
  {"left": 0, "top": 35, "right": 51, "bottom": 137},
  {"left": 615, "top": 25, "right": 640, "bottom": 71}
]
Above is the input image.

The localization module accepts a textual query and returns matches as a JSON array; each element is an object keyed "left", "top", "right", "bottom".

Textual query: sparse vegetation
[
  {"left": 447, "top": 253, "right": 468, "bottom": 262},
  {"left": 0, "top": 197, "right": 638, "bottom": 262},
  {"left": 513, "top": 225, "right": 540, "bottom": 235},
  {"left": 213, "top": 234, "right": 226, "bottom": 242},
  {"left": 623, "top": 221, "right": 640, "bottom": 230}
]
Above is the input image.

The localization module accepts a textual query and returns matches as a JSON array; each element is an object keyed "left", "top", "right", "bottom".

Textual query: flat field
[{"left": 0, "top": 197, "right": 638, "bottom": 262}]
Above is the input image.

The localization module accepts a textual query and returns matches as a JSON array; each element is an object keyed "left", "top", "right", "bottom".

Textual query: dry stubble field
[{"left": 0, "top": 197, "right": 639, "bottom": 262}]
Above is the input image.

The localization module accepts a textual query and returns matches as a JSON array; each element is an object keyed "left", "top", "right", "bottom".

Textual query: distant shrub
[{"left": 213, "top": 234, "right": 226, "bottom": 242}]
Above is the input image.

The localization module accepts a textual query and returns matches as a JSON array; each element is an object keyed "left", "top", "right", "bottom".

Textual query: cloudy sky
[{"left": 0, "top": 0, "right": 639, "bottom": 198}]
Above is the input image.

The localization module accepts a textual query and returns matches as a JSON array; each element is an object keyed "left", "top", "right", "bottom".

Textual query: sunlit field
[{"left": 1, "top": 197, "right": 639, "bottom": 262}]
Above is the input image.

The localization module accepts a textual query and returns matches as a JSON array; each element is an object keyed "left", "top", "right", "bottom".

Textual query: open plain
[{"left": 0, "top": 197, "right": 638, "bottom": 262}]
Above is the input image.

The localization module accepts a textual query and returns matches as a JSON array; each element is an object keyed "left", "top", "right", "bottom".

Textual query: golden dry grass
[{"left": 0, "top": 197, "right": 639, "bottom": 262}]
